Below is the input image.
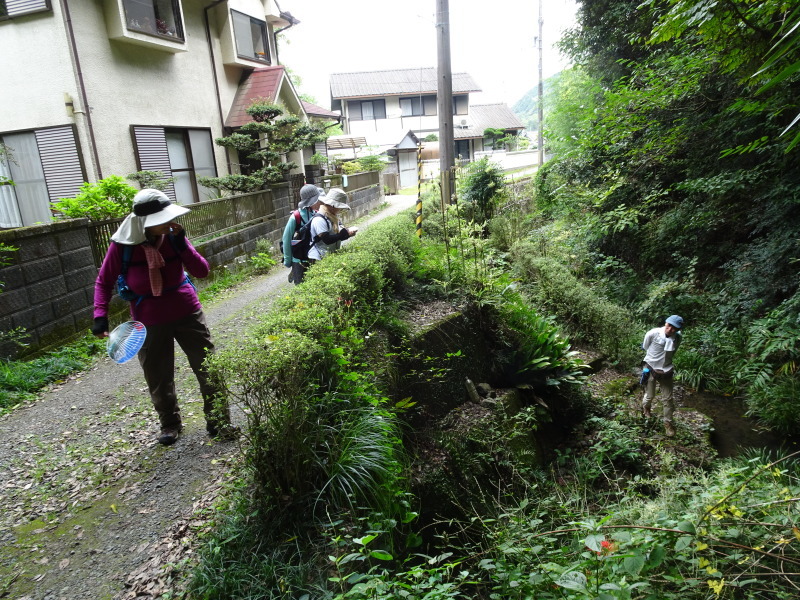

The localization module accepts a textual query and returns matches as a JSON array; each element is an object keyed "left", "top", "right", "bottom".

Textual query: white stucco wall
[
  {"left": 1, "top": 0, "right": 304, "bottom": 187},
  {"left": 73, "top": 0, "right": 231, "bottom": 180},
  {"left": 0, "top": 5, "right": 79, "bottom": 133},
  {"left": 344, "top": 96, "right": 446, "bottom": 148}
]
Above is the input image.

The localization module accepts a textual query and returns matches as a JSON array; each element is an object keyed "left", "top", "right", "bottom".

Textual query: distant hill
[{"left": 512, "top": 74, "right": 560, "bottom": 132}]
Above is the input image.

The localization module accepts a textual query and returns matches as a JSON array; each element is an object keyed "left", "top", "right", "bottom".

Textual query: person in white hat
[
  {"left": 641, "top": 314, "right": 684, "bottom": 436},
  {"left": 91, "top": 189, "right": 234, "bottom": 445},
  {"left": 282, "top": 184, "right": 324, "bottom": 285},
  {"left": 308, "top": 188, "right": 358, "bottom": 262}
]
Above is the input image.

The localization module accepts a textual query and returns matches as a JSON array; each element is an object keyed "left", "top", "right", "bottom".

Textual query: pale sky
[{"left": 278, "top": 0, "right": 578, "bottom": 109}]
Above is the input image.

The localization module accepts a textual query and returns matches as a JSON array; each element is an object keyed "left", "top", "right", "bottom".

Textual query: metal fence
[{"left": 88, "top": 189, "right": 276, "bottom": 268}]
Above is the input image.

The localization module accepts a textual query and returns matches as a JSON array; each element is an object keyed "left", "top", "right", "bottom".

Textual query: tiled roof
[
  {"left": 330, "top": 67, "right": 481, "bottom": 99},
  {"left": 453, "top": 103, "right": 524, "bottom": 139},
  {"left": 301, "top": 100, "right": 340, "bottom": 120},
  {"left": 226, "top": 66, "right": 285, "bottom": 128}
]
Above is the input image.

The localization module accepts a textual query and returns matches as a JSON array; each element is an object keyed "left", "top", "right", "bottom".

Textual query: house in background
[
  {"left": 329, "top": 67, "right": 525, "bottom": 187},
  {"left": 0, "top": 0, "right": 315, "bottom": 228}
]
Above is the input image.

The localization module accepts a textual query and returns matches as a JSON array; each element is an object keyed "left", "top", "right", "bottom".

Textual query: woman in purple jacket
[{"left": 92, "top": 189, "right": 233, "bottom": 446}]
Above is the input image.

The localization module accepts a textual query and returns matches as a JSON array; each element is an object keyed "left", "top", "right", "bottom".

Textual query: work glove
[
  {"left": 91, "top": 317, "right": 109, "bottom": 337},
  {"left": 172, "top": 229, "right": 188, "bottom": 252}
]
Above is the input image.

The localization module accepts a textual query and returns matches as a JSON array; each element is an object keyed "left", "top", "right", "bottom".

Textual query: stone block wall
[
  {"left": 0, "top": 220, "right": 99, "bottom": 357},
  {"left": 0, "top": 181, "right": 383, "bottom": 359}
]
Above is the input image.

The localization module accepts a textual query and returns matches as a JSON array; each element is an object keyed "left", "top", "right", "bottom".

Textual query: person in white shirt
[
  {"left": 641, "top": 314, "right": 684, "bottom": 436},
  {"left": 308, "top": 188, "right": 357, "bottom": 262}
]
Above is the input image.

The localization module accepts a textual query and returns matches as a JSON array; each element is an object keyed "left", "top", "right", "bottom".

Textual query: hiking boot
[
  {"left": 664, "top": 422, "right": 676, "bottom": 437},
  {"left": 288, "top": 270, "right": 294, "bottom": 283},
  {"left": 207, "top": 422, "right": 240, "bottom": 441},
  {"left": 158, "top": 427, "right": 181, "bottom": 446}
]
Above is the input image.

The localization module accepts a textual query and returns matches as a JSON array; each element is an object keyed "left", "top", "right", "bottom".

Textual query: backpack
[
  {"left": 279, "top": 211, "right": 303, "bottom": 255},
  {"left": 115, "top": 236, "right": 195, "bottom": 305},
  {"left": 291, "top": 214, "right": 329, "bottom": 261}
]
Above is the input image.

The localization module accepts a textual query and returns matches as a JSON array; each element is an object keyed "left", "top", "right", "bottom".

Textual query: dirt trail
[{"left": 0, "top": 196, "right": 416, "bottom": 600}]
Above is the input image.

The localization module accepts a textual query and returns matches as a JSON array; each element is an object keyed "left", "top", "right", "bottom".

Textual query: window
[
  {"left": 348, "top": 99, "right": 386, "bottom": 121},
  {"left": 231, "top": 9, "right": 268, "bottom": 62},
  {"left": 122, "top": 0, "right": 184, "bottom": 39},
  {"left": 0, "top": 126, "right": 85, "bottom": 228},
  {"left": 400, "top": 95, "right": 436, "bottom": 117},
  {"left": 453, "top": 95, "right": 468, "bottom": 116},
  {"left": 455, "top": 139, "right": 470, "bottom": 160},
  {"left": 0, "top": 0, "right": 51, "bottom": 19},
  {"left": 400, "top": 97, "right": 422, "bottom": 117},
  {"left": 132, "top": 126, "right": 218, "bottom": 204}
]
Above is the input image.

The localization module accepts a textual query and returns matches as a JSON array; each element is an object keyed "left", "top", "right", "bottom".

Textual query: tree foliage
[{"left": 199, "top": 100, "right": 326, "bottom": 195}]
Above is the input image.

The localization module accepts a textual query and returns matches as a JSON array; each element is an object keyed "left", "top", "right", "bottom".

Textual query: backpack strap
[
  {"left": 120, "top": 243, "right": 134, "bottom": 276},
  {"left": 293, "top": 210, "right": 302, "bottom": 227},
  {"left": 309, "top": 214, "right": 333, "bottom": 248}
]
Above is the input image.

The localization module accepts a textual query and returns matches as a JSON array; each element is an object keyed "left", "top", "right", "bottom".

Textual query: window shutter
[
  {"left": 132, "top": 126, "right": 176, "bottom": 200},
  {"left": 5, "top": 0, "right": 51, "bottom": 17},
  {"left": 35, "top": 126, "right": 85, "bottom": 203}
]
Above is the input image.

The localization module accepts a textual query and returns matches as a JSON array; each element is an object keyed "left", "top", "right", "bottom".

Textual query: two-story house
[
  {"left": 0, "top": 0, "right": 313, "bottom": 228},
  {"left": 329, "top": 67, "right": 524, "bottom": 187}
]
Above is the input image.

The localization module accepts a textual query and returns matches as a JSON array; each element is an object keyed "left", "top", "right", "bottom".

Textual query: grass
[{"left": 0, "top": 335, "right": 106, "bottom": 413}]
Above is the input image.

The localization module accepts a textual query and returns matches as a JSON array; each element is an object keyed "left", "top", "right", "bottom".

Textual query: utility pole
[
  {"left": 436, "top": 0, "right": 455, "bottom": 203},
  {"left": 537, "top": 0, "right": 544, "bottom": 166}
]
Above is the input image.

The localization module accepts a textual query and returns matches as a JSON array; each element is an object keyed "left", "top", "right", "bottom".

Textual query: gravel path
[{"left": 0, "top": 195, "right": 416, "bottom": 600}]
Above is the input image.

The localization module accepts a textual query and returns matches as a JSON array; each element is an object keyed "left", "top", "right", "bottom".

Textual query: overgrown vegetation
[
  {"left": 187, "top": 166, "right": 799, "bottom": 598},
  {"left": 339, "top": 154, "right": 388, "bottom": 175}
]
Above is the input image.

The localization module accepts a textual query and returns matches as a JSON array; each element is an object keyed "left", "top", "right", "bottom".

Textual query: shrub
[
  {"left": 206, "top": 214, "right": 417, "bottom": 529},
  {"left": 340, "top": 160, "right": 364, "bottom": 174},
  {"left": 458, "top": 156, "right": 505, "bottom": 222},
  {"left": 126, "top": 170, "right": 175, "bottom": 191},
  {"left": 52, "top": 175, "right": 137, "bottom": 220}
]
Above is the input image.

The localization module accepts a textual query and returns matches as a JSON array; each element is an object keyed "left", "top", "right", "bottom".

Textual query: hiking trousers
[
  {"left": 642, "top": 366, "right": 675, "bottom": 423},
  {"left": 137, "top": 310, "right": 228, "bottom": 430}
]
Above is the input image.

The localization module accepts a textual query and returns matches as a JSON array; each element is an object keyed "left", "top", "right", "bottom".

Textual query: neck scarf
[{"left": 142, "top": 236, "right": 165, "bottom": 296}]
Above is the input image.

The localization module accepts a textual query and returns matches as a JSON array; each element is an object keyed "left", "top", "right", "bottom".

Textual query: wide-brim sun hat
[
  {"left": 319, "top": 188, "right": 350, "bottom": 210},
  {"left": 133, "top": 189, "right": 190, "bottom": 227},
  {"left": 666, "top": 314, "right": 684, "bottom": 329},
  {"left": 298, "top": 184, "right": 325, "bottom": 209}
]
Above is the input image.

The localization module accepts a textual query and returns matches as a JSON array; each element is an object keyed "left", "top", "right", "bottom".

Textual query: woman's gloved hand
[
  {"left": 172, "top": 228, "right": 188, "bottom": 252},
  {"left": 92, "top": 317, "right": 109, "bottom": 338}
]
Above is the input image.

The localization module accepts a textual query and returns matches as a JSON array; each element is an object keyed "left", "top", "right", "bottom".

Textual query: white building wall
[
  {"left": 72, "top": 0, "right": 229, "bottom": 180},
  {"left": 0, "top": 4, "right": 79, "bottom": 133},
  {"left": 347, "top": 96, "right": 439, "bottom": 148},
  {"left": 0, "top": 0, "right": 289, "bottom": 185}
]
